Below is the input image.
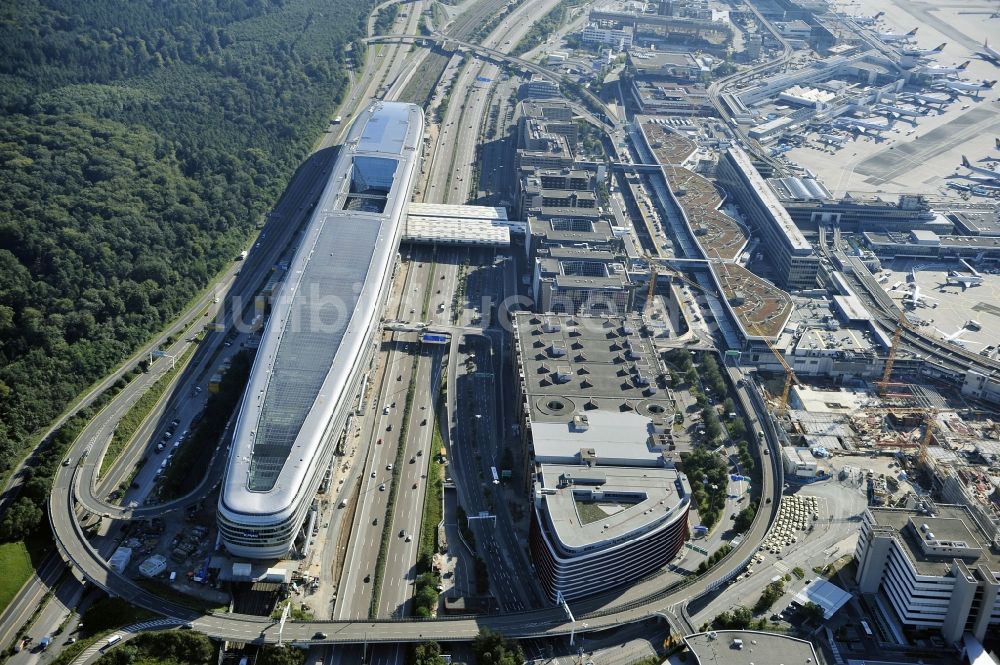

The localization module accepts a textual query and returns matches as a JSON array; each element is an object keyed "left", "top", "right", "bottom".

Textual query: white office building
[
  {"left": 855, "top": 505, "right": 1000, "bottom": 642},
  {"left": 581, "top": 23, "right": 634, "bottom": 49}
]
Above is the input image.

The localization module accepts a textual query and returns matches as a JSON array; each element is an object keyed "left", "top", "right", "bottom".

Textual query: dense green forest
[{"left": 0, "top": 0, "right": 372, "bottom": 485}]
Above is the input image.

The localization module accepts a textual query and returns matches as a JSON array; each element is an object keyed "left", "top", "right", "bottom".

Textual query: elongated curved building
[{"left": 218, "top": 102, "right": 424, "bottom": 558}]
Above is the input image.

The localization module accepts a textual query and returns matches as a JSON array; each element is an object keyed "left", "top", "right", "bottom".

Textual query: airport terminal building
[
  {"left": 513, "top": 312, "right": 691, "bottom": 600},
  {"left": 217, "top": 102, "right": 424, "bottom": 559},
  {"left": 716, "top": 146, "right": 820, "bottom": 290}
]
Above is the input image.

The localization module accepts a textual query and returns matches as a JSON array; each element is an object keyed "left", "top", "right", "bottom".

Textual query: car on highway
[
  {"left": 371, "top": 471, "right": 376, "bottom": 478},
  {"left": 62, "top": 458, "right": 71, "bottom": 466},
  {"left": 313, "top": 632, "right": 327, "bottom": 640},
  {"left": 386, "top": 463, "right": 393, "bottom": 470},
  {"left": 412, "top": 482, "right": 418, "bottom": 489},
  {"left": 404, "top": 534, "right": 412, "bottom": 542},
  {"left": 379, "top": 484, "right": 386, "bottom": 491}
]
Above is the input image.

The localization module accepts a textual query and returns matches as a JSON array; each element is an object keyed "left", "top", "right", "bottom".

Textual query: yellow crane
[
  {"left": 750, "top": 323, "right": 798, "bottom": 416},
  {"left": 646, "top": 263, "right": 658, "bottom": 314},
  {"left": 641, "top": 253, "right": 718, "bottom": 302},
  {"left": 877, "top": 309, "right": 907, "bottom": 395}
]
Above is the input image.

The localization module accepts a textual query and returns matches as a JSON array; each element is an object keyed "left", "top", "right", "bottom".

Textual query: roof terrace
[{"left": 713, "top": 263, "right": 793, "bottom": 339}]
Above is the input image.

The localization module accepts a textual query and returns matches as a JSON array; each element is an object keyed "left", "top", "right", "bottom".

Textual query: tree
[
  {"left": 412, "top": 641, "right": 447, "bottom": 665},
  {"left": 685, "top": 367, "right": 700, "bottom": 387},
  {"left": 733, "top": 505, "right": 755, "bottom": 532},
  {"left": 257, "top": 645, "right": 306, "bottom": 665},
  {"left": 0, "top": 497, "right": 43, "bottom": 541},
  {"left": 472, "top": 628, "right": 523, "bottom": 665},
  {"left": 94, "top": 631, "right": 215, "bottom": 665},
  {"left": 799, "top": 601, "right": 825, "bottom": 624},
  {"left": 715, "top": 606, "right": 752, "bottom": 629},
  {"left": 754, "top": 580, "right": 785, "bottom": 613}
]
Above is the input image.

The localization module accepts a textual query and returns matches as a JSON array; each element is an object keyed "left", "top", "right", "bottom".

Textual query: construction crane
[
  {"left": 877, "top": 309, "right": 907, "bottom": 395},
  {"left": 750, "top": 322, "right": 798, "bottom": 416},
  {"left": 645, "top": 263, "right": 658, "bottom": 314},
  {"left": 642, "top": 253, "right": 717, "bottom": 300}
]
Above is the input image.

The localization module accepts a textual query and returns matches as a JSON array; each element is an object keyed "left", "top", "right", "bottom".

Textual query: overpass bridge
[
  {"left": 609, "top": 162, "right": 669, "bottom": 175},
  {"left": 364, "top": 33, "right": 617, "bottom": 128}
]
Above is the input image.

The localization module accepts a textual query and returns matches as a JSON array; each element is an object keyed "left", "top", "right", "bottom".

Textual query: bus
[
  {"left": 102, "top": 635, "right": 123, "bottom": 651},
  {"left": 490, "top": 466, "right": 500, "bottom": 485},
  {"left": 860, "top": 620, "right": 873, "bottom": 637}
]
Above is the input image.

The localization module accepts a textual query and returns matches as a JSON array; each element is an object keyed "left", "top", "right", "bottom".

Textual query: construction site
[{"left": 749, "top": 329, "right": 1000, "bottom": 542}]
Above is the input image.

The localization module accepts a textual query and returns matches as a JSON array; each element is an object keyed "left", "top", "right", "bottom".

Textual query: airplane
[
  {"left": 935, "top": 326, "right": 971, "bottom": 343},
  {"left": 976, "top": 39, "right": 1000, "bottom": 64},
  {"left": 854, "top": 11, "right": 884, "bottom": 26},
  {"left": 903, "top": 282, "right": 938, "bottom": 308},
  {"left": 834, "top": 115, "right": 895, "bottom": 134},
  {"left": 875, "top": 104, "right": 923, "bottom": 118},
  {"left": 944, "top": 79, "right": 998, "bottom": 97},
  {"left": 909, "top": 92, "right": 952, "bottom": 106},
  {"left": 960, "top": 155, "right": 1000, "bottom": 183},
  {"left": 878, "top": 28, "right": 918, "bottom": 43},
  {"left": 902, "top": 43, "right": 946, "bottom": 57},
  {"left": 818, "top": 133, "right": 847, "bottom": 146},
  {"left": 995, "top": 137, "right": 1000, "bottom": 152},
  {"left": 917, "top": 61, "right": 971, "bottom": 77},
  {"left": 947, "top": 271, "right": 983, "bottom": 287}
]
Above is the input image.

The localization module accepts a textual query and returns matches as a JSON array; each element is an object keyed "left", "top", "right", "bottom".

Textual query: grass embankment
[
  {"left": 101, "top": 345, "right": 197, "bottom": 476},
  {"left": 416, "top": 421, "right": 444, "bottom": 569},
  {"left": 430, "top": 2, "right": 447, "bottom": 29},
  {"left": 412, "top": 409, "right": 446, "bottom": 617},
  {"left": 0, "top": 540, "right": 34, "bottom": 613},
  {"left": 421, "top": 250, "right": 437, "bottom": 320}
]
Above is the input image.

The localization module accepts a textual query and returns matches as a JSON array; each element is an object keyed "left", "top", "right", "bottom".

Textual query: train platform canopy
[
  {"left": 792, "top": 578, "right": 851, "bottom": 619},
  {"left": 404, "top": 203, "right": 522, "bottom": 246}
]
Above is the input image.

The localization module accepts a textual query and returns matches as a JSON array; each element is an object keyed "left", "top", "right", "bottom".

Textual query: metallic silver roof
[{"left": 221, "top": 102, "right": 424, "bottom": 518}]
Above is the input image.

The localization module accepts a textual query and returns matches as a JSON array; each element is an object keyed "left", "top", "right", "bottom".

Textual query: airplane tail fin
[
  {"left": 907, "top": 28, "right": 918, "bottom": 36},
  {"left": 988, "top": 80, "right": 998, "bottom": 88},
  {"left": 935, "top": 43, "right": 946, "bottom": 52},
  {"left": 995, "top": 137, "right": 1000, "bottom": 149},
  {"left": 875, "top": 11, "right": 884, "bottom": 19},
  {"left": 962, "top": 155, "right": 972, "bottom": 167},
  {"left": 959, "top": 61, "right": 971, "bottom": 70}
]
